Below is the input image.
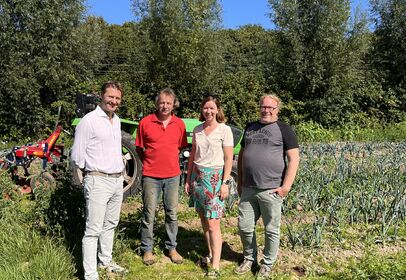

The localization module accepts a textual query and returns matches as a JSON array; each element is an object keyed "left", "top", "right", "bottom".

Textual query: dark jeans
[{"left": 141, "top": 175, "right": 180, "bottom": 253}]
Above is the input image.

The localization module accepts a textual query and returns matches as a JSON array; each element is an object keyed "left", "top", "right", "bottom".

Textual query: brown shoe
[
  {"left": 142, "top": 251, "right": 155, "bottom": 265},
  {"left": 168, "top": 249, "right": 183, "bottom": 264}
]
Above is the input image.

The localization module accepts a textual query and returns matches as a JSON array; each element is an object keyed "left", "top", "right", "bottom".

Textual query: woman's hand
[{"left": 219, "top": 184, "right": 229, "bottom": 201}]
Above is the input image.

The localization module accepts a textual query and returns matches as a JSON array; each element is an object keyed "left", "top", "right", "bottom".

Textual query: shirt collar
[
  {"left": 152, "top": 112, "right": 175, "bottom": 123},
  {"left": 96, "top": 105, "right": 118, "bottom": 120}
]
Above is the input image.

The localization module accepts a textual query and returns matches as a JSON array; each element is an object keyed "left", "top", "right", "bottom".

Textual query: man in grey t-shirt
[{"left": 234, "top": 94, "right": 300, "bottom": 279}]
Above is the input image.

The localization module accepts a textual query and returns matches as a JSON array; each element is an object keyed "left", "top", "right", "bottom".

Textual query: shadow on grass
[
  {"left": 117, "top": 211, "right": 242, "bottom": 266},
  {"left": 45, "top": 180, "right": 86, "bottom": 279}
]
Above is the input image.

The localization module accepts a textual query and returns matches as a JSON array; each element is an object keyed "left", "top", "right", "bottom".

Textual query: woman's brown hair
[{"left": 199, "top": 95, "right": 226, "bottom": 123}]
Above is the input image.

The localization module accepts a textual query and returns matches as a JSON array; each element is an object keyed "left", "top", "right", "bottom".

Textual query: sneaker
[
  {"left": 206, "top": 268, "right": 220, "bottom": 279},
  {"left": 256, "top": 264, "right": 272, "bottom": 279},
  {"left": 142, "top": 251, "right": 156, "bottom": 265},
  {"left": 98, "top": 261, "right": 128, "bottom": 273},
  {"left": 168, "top": 249, "right": 183, "bottom": 264},
  {"left": 234, "top": 259, "right": 254, "bottom": 275}
]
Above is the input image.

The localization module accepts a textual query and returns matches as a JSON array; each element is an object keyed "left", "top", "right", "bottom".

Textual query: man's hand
[
  {"left": 71, "top": 164, "right": 84, "bottom": 186},
  {"left": 270, "top": 185, "right": 290, "bottom": 198},
  {"left": 184, "top": 182, "right": 191, "bottom": 196}
]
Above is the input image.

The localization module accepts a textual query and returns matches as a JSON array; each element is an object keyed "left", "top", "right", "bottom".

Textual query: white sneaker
[{"left": 98, "top": 262, "right": 128, "bottom": 273}]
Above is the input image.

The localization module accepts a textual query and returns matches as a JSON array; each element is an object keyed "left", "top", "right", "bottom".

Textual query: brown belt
[{"left": 87, "top": 171, "right": 122, "bottom": 178}]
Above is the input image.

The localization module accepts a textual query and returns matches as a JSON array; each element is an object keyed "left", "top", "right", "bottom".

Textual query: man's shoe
[
  {"left": 168, "top": 249, "right": 183, "bottom": 264},
  {"left": 234, "top": 259, "right": 254, "bottom": 275},
  {"left": 256, "top": 264, "right": 272, "bottom": 279},
  {"left": 98, "top": 261, "right": 128, "bottom": 273},
  {"left": 142, "top": 251, "right": 156, "bottom": 265}
]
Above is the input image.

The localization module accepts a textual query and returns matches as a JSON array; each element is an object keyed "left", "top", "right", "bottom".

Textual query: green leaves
[
  {"left": 0, "top": 0, "right": 90, "bottom": 140},
  {"left": 268, "top": 0, "right": 376, "bottom": 127},
  {"left": 131, "top": 0, "right": 223, "bottom": 113},
  {"left": 1, "top": 0, "right": 405, "bottom": 140}
]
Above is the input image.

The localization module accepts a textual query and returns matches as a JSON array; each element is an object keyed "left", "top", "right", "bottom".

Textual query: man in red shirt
[{"left": 136, "top": 88, "right": 188, "bottom": 265}]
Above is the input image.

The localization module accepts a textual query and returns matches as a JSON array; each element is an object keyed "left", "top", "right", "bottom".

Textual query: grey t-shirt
[{"left": 241, "top": 120, "right": 299, "bottom": 189}]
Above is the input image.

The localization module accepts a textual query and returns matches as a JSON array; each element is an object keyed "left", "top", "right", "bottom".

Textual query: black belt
[{"left": 87, "top": 171, "right": 122, "bottom": 178}]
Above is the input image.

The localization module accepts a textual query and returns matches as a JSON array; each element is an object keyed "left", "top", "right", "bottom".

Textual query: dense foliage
[
  {"left": 0, "top": 0, "right": 98, "bottom": 138},
  {"left": 0, "top": 0, "right": 405, "bottom": 140}
]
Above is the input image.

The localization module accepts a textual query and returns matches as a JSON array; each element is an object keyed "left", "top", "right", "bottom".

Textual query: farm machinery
[{"left": 0, "top": 122, "right": 67, "bottom": 194}]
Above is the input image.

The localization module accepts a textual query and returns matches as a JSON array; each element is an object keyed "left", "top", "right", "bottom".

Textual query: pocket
[{"left": 269, "top": 191, "right": 284, "bottom": 201}]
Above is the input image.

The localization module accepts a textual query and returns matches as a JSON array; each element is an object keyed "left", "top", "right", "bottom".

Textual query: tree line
[{"left": 0, "top": 0, "right": 405, "bottom": 140}]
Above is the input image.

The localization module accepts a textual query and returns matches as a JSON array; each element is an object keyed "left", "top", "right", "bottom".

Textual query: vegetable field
[{"left": 283, "top": 142, "right": 406, "bottom": 249}]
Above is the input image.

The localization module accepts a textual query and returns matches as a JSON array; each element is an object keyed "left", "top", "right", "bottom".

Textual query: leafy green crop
[{"left": 283, "top": 141, "right": 406, "bottom": 248}]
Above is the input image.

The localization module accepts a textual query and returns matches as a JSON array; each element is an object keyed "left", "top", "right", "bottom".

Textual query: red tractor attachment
[{"left": 0, "top": 125, "right": 66, "bottom": 194}]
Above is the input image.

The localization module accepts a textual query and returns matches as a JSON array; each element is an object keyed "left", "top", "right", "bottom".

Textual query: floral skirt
[{"left": 191, "top": 165, "right": 225, "bottom": 219}]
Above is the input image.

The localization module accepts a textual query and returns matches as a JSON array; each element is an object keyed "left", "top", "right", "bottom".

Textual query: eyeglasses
[{"left": 259, "top": 105, "right": 278, "bottom": 111}]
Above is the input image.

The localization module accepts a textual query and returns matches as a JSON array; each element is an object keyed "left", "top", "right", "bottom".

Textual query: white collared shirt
[{"left": 71, "top": 106, "right": 124, "bottom": 173}]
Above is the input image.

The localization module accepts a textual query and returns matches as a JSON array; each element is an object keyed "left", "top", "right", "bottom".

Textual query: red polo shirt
[{"left": 135, "top": 113, "right": 188, "bottom": 178}]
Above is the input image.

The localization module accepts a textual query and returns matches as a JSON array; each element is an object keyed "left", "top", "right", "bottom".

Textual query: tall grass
[
  {"left": 323, "top": 250, "right": 406, "bottom": 280},
  {"left": 0, "top": 207, "right": 76, "bottom": 279},
  {"left": 0, "top": 171, "right": 79, "bottom": 280}
]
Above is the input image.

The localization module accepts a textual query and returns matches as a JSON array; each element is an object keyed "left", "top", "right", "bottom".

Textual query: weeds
[
  {"left": 0, "top": 207, "right": 76, "bottom": 279},
  {"left": 324, "top": 250, "right": 406, "bottom": 280}
]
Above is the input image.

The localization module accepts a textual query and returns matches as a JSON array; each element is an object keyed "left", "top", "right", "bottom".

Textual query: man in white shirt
[{"left": 71, "top": 81, "right": 127, "bottom": 280}]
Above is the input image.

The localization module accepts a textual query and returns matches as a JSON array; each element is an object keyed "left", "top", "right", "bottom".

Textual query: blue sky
[{"left": 86, "top": 0, "right": 369, "bottom": 29}]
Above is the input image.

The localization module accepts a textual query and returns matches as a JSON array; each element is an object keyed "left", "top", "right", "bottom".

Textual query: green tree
[
  {"left": 131, "top": 0, "right": 224, "bottom": 115},
  {"left": 76, "top": 20, "right": 149, "bottom": 120},
  {"left": 268, "top": 0, "right": 372, "bottom": 126},
  {"left": 217, "top": 26, "right": 274, "bottom": 127},
  {"left": 0, "top": 0, "right": 97, "bottom": 139},
  {"left": 369, "top": 0, "right": 406, "bottom": 122}
]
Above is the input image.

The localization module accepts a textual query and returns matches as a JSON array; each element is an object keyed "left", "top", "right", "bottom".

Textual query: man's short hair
[
  {"left": 101, "top": 81, "right": 124, "bottom": 97},
  {"left": 155, "top": 88, "right": 180, "bottom": 109},
  {"left": 259, "top": 93, "right": 282, "bottom": 110}
]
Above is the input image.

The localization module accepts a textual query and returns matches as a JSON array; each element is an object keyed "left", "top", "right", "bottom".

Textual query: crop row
[{"left": 283, "top": 142, "right": 406, "bottom": 248}]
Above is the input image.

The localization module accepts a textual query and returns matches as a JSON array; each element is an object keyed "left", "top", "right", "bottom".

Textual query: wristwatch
[{"left": 223, "top": 178, "right": 232, "bottom": 185}]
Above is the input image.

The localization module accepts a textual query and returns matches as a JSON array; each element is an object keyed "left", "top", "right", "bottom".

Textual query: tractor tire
[
  {"left": 121, "top": 131, "right": 142, "bottom": 200},
  {"left": 30, "top": 172, "right": 56, "bottom": 196}
]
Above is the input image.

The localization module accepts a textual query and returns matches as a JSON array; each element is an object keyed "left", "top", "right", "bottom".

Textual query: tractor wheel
[
  {"left": 30, "top": 172, "right": 56, "bottom": 195},
  {"left": 121, "top": 131, "right": 142, "bottom": 200}
]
